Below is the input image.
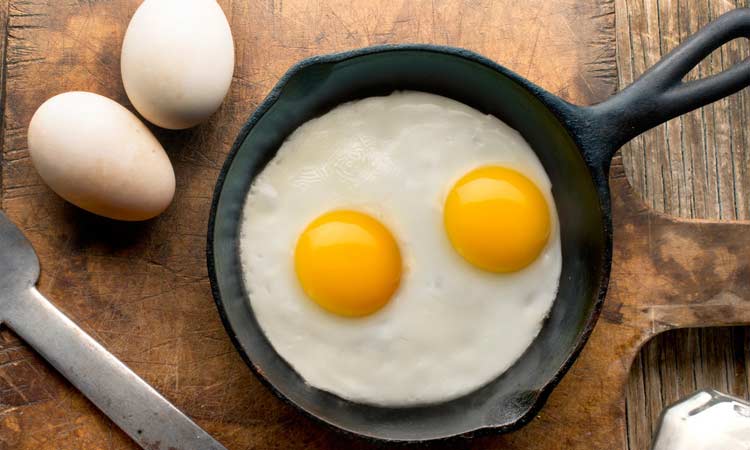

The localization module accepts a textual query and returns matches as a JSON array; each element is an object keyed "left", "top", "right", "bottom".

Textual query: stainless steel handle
[{"left": 4, "top": 287, "right": 227, "bottom": 450}]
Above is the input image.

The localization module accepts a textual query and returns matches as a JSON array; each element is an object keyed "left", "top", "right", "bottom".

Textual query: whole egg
[
  {"left": 121, "top": 0, "right": 235, "bottom": 129},
  {"left": 28, "top": 92, "right": 175, "bottom": 221}
]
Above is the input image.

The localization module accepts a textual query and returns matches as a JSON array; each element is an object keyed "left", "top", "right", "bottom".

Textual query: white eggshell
[
  {"left": 28, "top": 92, "right": 176, "bottom": 221},
  {"left": 121, "top": 0, "right": 235, "bottom": 130}
]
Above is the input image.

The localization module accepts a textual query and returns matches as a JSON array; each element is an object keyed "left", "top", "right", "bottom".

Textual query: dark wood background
[
  {"left": 617, "top": 0, "right": 750, "bottom": 449},
  {"left": 0, "top": 1, "right": 747, "bottom": 449}
]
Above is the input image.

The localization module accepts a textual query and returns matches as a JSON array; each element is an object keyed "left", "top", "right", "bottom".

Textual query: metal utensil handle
[{"left": 4, "top": 287, "right": 227, "bottom": 450}]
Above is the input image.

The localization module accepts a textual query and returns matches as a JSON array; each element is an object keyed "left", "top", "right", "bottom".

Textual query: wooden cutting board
[{"left": 1, "top": 1, "right": 748, "bottom": 449}]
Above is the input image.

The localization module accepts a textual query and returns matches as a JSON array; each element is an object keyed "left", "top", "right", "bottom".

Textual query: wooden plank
[
  {"left": 625, "top": 352, "right": 649, "bottom": 450},
  {"left": 0, "top": 1, "right": 618, "bottom": 448},
  {"left": 616, "top": 1, "right": 750, "bottom": 448},
  {"left": 0, "top": 0, "right": 6, "bottom": 206}
]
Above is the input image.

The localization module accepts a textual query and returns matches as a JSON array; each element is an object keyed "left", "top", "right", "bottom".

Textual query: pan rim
[{"left": 206, "top": 43, "right": 613, "bottom": 443}]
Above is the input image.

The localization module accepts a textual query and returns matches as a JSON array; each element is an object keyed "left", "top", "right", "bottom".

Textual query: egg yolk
[
  {"left": 294, "top": 210, "right": 402, "bottom": 317},
  {"left": 444, "top": 166, "right": 551, "bottom": 273}
]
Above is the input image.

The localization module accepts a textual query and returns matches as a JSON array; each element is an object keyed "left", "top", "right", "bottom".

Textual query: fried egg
[{"left": 239, "top": 91, "right": 561, "bottom": 406}]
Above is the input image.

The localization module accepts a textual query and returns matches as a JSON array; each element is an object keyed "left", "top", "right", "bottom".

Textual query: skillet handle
[{"left": 581, "top": 8, "right": 750, "bottom": 168}]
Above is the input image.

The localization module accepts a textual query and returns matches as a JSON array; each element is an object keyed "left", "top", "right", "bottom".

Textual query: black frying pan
[{"left": 207, "top": 8, "right": 750, "bottom": 442}]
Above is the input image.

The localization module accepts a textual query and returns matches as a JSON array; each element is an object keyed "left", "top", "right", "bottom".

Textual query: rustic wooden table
[
  {"left": 617, "top": 0, "right": 750, "bottom": 449},
  {"left": 0, "top": 1, "right": 747, "bottom": 449}
]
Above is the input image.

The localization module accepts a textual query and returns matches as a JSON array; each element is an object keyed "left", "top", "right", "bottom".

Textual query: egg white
[{"left": 239, "top": 91, "right": 561, "bottom": 406}]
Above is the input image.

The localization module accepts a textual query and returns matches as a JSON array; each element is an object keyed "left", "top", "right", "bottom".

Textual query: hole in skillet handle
[{"left": 561, "top": 8, "right": 750, "bottom": 172}]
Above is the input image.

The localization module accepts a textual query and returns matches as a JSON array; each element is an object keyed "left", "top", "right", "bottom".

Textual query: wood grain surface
[
  {"left": 615, "top": 1, "right": 750, "bottom": 449},
  {"left": 0, "top": 1, "right": 748, "bottom": 450},
  {"left": 0, "top": 1, "right": 617, "bottom": 449}
]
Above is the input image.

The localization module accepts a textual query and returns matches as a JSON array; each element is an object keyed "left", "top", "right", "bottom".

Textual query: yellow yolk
[
  {"left": 294, "top": 210, "right": 402, "bottom": 317},
  {"left": 444, "top": 166, "right": 551, "bottom": 273}
]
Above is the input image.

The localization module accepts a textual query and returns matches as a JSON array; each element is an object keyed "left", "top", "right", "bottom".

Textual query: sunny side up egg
[{"left": 239, "top": 91, "right": 561, "bottom": 406}]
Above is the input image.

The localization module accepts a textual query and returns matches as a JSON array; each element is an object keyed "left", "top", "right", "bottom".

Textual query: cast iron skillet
[{"left": 208, "top": 8, "right": 750, "bottom": 442}]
